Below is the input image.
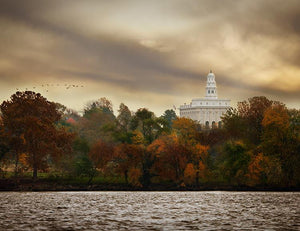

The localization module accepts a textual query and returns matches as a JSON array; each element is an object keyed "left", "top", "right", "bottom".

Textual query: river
[{"left": 0, "top": 191, "right": 299, "bottom": 230}]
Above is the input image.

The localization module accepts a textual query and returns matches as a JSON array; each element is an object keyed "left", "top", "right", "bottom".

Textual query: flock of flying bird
[{"left": 16, "top": 84, "right": 85, "bottom": 92}]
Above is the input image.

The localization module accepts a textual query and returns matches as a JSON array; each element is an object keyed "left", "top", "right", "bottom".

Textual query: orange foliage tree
[
  {"left": 0, "top": 91, "right": 74, "bottom": 179},
  {"left": 191, "top": 144, "right": 209, "bottom": 184},
  {"left": 184, "top": 163, "right": 196, "bottom": 185},
  {"left": 262, "top": 104, "right": 299, "bottom": 185},
  {"left": 148, "top": 134, "right": 190, "bottom": 184},
  {"left": 113, "top": 143, "right": 144, "bottom": 184},
  {"left": 247, "top": 152, "right": 267, "bottom": 186}
]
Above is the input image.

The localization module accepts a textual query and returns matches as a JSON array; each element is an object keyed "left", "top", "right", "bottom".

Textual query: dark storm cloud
[
  {"left": 233, "top": 0, "right": 300, "bottom": 67},
  {"left": 0, "top": 1, "right": 197, "bottom": 80}
]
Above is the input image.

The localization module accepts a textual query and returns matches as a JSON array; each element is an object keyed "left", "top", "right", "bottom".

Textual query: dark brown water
[{"left": 0, "top": 191, "right": 299, "bottom": 230}]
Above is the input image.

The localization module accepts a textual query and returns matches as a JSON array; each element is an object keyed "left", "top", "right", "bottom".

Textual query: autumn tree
[
  {"left": 78, "top": 97, "right": 116, "bottom": 144},
  {"left": 129, "top": 108, "right": 170, "bottom": 186},
  {"left": 128, "top": 168, "right": 142, "bottom": 187},
  {"left": 148, "top": 134, "right": 190, "bottom": 184},
  {"left": 84, "top": 97, "right": 114, "bottom": 116},
  {"left": 172, "top": 117, "right": 199, "bottom": 145},
  {"left": 88, "top": 139, "right": 114, "bottom": 183},
  {"left": 190, "top": 144, "right": 210, "bottom": 184},
  {"left": 148, "top": 118, "right": 210, "bottom": 186},
  {"left": 288, "top": 109, "right": 300, "bottom": 136},
  {"left": 0, "top": 122, "right": 9, "bottom": 176},
  {"left": 262, "top": 104, "right": 290, "bottom": 157},
  {"left": 238, "top": 96, "right": 274, "bottom": 144},
  {"left": 1, "top": 124, "right": 25, "bottom": 175},
  {"left": 0, "top": 91, "right": 74, "bottom": 179},
  {"left": 262, "top": 104, "right": 300, "bottom": 186},
  {"left": 0, "top": 101, "right": 26, "bottom": 176},
  {"left": 222, "top": 96, "right": 276, "bottom": 144},
  {"left": 197, "top": 128, "right": 227, "bottom": 146},
  {"left": 246, "top": 152, "right": 266, "bottom": 186},
  {"left": 184, "top": 163, "right": 197, "bottom": 185},
  {"left": 56, "top": 103, "right": 80, "bottom": 132},
  {"left": 182, "top": 144, "right": 209, "bottom": 187},
  {"left": 113, "top": 143, "right": 143, "bottom": 184}
]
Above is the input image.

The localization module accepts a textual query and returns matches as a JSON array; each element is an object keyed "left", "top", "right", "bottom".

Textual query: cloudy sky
[{"left": 0, "top": 0, "right": 299, "bottom": 115}]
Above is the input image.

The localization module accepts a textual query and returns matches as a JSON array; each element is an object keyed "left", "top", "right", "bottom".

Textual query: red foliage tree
[
  {"left": 114, "top": 143, "right": 143, "bottom": 184},
  {"left": 0, "top": 91, "right": 74, "bottom": 179},
  {"left": 148, "top": 134, "right": 189, "bottom": 183},
  {"left": 89, "top": 139, "right": 114, "bottom": 172}
]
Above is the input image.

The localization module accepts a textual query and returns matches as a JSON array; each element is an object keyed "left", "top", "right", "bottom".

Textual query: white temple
[{"left": 179, "top": 70, "right": 231, "bottom": 128}]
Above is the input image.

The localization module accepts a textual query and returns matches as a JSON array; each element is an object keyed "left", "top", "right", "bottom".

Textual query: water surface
[{"left": 0, "top": 191, "right": 299, "bottom": 230}]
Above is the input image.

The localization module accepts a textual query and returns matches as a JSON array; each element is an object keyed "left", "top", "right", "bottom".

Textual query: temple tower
[
  {"left": 179, "top": 70, "right": 231, "bottom": 128},
  {"left": 205, "top": 70, "right": 217, "bottom": 99}
]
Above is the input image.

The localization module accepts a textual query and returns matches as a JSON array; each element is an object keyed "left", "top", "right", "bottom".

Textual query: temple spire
[{"left": 205, "top": 70, "right": 217, "bottom": 99}]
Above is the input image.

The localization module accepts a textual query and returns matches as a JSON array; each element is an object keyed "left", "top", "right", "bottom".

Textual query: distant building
[{"left": 179, "top": 70, "right": 230, "bottom": 128}]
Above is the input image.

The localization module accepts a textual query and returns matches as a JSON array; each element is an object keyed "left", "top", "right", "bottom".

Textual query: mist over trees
[{"left": 0, "top": 92, "right": 299, "bottom": 188}]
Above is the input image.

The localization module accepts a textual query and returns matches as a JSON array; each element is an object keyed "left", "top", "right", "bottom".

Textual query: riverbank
[{"left": 0, "top": 179, "right": 299, "bottom": 191}]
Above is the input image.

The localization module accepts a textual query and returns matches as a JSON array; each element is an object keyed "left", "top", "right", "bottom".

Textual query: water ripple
[{"left": 0, "top": 191, "right": 299, "bottom": 230}]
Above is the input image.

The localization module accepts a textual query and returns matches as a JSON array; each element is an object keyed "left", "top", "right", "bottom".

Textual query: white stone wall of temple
[{"left": 179, "top": 70, "right": 231, "bottom": 128}]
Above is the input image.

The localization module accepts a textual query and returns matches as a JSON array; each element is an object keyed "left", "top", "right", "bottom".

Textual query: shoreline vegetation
[
  {"left": 0, "top": 92, "right": 300, "bottom": 191},
  {"left": 1, "top": 177, "right": 299, "bottom": 192}
]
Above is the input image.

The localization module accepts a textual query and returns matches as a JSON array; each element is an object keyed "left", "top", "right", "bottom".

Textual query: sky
[{"left": 0, "top": 0, "right": 299, "bottom": 116}]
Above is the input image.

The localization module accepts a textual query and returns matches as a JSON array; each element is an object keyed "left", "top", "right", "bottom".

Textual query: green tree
[
  {"left": 113, "top": 103, "right": 133, "bottom": 143},
  {"left": 117, "top": 103, "right": 132, "bottom": 132},
  {"left": 54, "top": 137, "right": 90, "bottom": 177},
  {"left": 220, "top": 141, "right": 251, "bottom": 185},
  {"left": 222, "top": 107, "right": 245, "bottom": 139},
  {"left": 79, "top": 98, "right": 116, "bottom": 144},
  {"left": 161, "top": 109, "right": 177, "bottom": 130},
  {"left": 131, "top": 108, "right": 167, "bottom": 144}
]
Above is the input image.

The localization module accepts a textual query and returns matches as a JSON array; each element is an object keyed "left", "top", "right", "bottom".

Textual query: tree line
[{"left": 0, "top": 91, "right": 299, "bottom": 188}]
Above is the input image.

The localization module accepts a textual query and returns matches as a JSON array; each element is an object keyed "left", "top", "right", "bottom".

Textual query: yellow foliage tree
[
  {"left": 131, "top": 130, "right": 145, "bottom": 145},
  {"left": 172, "top": 117, "right": 198, "bottom": 145},
  {"left": 246, "top": 152, "right": 267, "bottom": 186},
  {"left": 184, "top": 163, "right": 196, "bottom": 185},
  {"left": 262, "top": 104, "right": 298, "bottom": 185}
]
